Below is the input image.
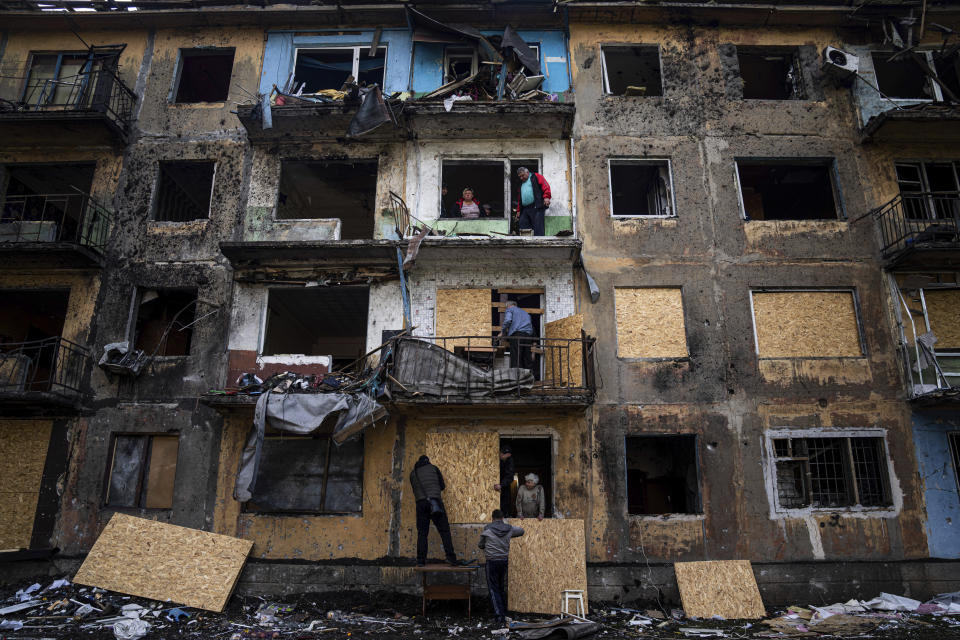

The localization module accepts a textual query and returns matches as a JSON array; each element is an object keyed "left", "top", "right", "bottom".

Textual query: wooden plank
[
  {"left": 615, "top": 288, "right": 688, "bottom": 358},
  {"left": 73, "top": 513, "right": 253, "bottom": 612},
  {"left": 491, "top": 302, "right": 545, "bottom": 314},
  {"left": 674, "top": 560, "right": 766, "bottom": 619},
  {"left": 507, "top": 519, "right": 587, "bottom": 615},
  {"left": 497, "top": 288, "right": 545, "bottom": 295},
  {"left": 426, "top": 432, "right": 498, "bottom": 524},
  {"left": 752, "top": 291, "right": 861, "bottom": 357},
  {"left": 544, "top": 314, "right": 583, "bottom": 387},
  {"left": 436, "top": 288, "right": 491, "bottom": 350}
]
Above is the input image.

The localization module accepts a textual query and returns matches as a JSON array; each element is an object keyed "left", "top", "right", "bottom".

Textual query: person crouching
[{"left": 478, "top": 509, "right": 524, "bottom": 628}]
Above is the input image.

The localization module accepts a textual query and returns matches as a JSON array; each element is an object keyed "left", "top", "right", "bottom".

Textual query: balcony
[
  {"left": 871, "top": 192, "right": 960, "bottom": 269},
  {"left": 385, "top": 335, "right": 596, "bottom": 406},
  {"left": 0, "top": 190, "right": 114, "bottom": 268},
  {"left": 860, "top": 104, "right": 960, "bottom": 145},
  {"left": 0, "top": 337, "right": 91, "bottom": 415},
  {"left": 0, "top": 68, "right": 136, "bottom": 148}
]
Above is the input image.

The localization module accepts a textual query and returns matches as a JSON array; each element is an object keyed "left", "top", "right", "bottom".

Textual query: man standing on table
[
  {"left": 514, "top": 166, "right": 551, "bottom": 236},
  {"left": 410, "top": 454, "right": 464, "bottom": 566},
  {"left": 478, "top": 509, "right": 524, "bottom": 628}
]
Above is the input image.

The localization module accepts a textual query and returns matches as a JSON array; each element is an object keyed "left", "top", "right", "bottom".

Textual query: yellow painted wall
[
  {"left": 0, "top": 147, "right": 123, "bottom": 204},
  {"left": 0, "top": 420, "right": 52, "bottom": 549}
]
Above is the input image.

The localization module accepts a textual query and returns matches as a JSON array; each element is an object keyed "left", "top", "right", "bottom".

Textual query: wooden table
[{"left": 413, "top": 564, "right": 479, "bottom": 617}]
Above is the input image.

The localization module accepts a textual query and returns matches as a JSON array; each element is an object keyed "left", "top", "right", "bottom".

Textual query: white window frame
[
  {"left": 748, "top": 288, "right": 867, "bottom": 359},
  {"left": 763, "top": 428, "right": 897, "bottom": 516},
  {"left": 443, "top": 46, "right": 478, "bottom": 83},
  {"left": 734, "top": 157, "right": 845, "bottom": 221},
  {"left": 439, "top": 156, "right": 542, "bottom": 220},
  {"left": 600, "top": 44, "right": 662, "bottom": 96},
  {"left": 871, "top": 50, "right": 943, "bottom": 103},
  {"left": 607, "top": 158, "right": 676, "bottom": 218},
  {"left": 910, "top": 285, "right": 960, "bottom": 377},
  {"left": 292, "top": 45, "right": 387, "bottom": 91}
]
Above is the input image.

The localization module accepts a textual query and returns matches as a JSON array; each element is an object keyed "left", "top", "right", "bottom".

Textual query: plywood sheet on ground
[
  {"left": 435, "top": 288, "right": 492, "bottom": 351},
  {"left": 507, "top": 519, "right": 587, "bottom": 615},
  {"left": 73, "top": 513, "right": 253, "bottom": 612},
  {"left": 544, "top": 314, "right": 583, "bottom": 386},
  {"left": 425, "top": 431, "right": 498, "bottom": 524},
  {"left": 674, "top": 560, "right": 765, "bottom": 619},
  {"left": 752, "top": 291, "right": 862, "bottom": 357},
  {"left": 0, "top": 421, "right": 51, "bottom": 549},
  {"left": 923, "top": 289, "right": 960, "bottom": 348},
  {"left": 614, "top": 288, "right": 687, "bottom": 358}
]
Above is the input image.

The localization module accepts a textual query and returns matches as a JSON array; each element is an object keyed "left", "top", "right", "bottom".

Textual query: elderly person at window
[
  {"left": 455, "top": 187, "right": 481, "bottom": 219},
  {"left": 516, "top": 472, "right": 545, "bottom": 520}
]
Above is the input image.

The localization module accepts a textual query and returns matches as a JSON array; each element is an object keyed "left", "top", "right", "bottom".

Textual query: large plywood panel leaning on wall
[
  {"left": 73, "top": 513, "right": 253, "bottom": 612},
  {"left": 544, "top": 313, "right": 583, "bottom": 386},
  {"left": 752, "top": 291, "right": 862, "bottom": 357},
  {"left": 614, "top": 288, "right": 688, "bottom": 358},
  {"left": 507, "top": 519, "right": 588, "bottom": 615},
  {"left": 435, "top": 288, "right": 492, "bottom": 351},
  {"left": 426, "top": 431, "right": 499, "bottom": 524},
  {"left": 674, "top": 560, "right": 766, "bottom": 619}
]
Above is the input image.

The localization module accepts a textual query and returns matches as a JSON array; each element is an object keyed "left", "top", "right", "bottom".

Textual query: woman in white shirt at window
[{"left": 455, "top": 187, "right": 481, "bottom": 219}]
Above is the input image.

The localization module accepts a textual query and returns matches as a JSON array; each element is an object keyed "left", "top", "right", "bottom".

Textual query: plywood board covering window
[
  {"left": 614, "top": 288, "right": 687, "bottom": 358},
  {"left": 425, "top": 431, "right": 498, "bottom": 524},
  {"left": 923, "top": 289, "right": 960, "bottom": 349},
  {"left": 752, "top": 291, "right": 862, "bottom": 357},
  {"left": 0, "top": 420, "right": 51, "bottom": 549},
  {"left": 435, "top": 288, "right": 492, "bottom": 350}
]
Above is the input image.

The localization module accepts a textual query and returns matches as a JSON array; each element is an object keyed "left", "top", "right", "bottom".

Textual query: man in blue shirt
[{"left": 500, "top": 300, "right": 534, "bottom": 370}]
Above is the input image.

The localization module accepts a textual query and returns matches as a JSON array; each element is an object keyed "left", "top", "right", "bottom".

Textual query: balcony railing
[
  {"left": 0, "top": 337, "right": 89, "bottom": 399},
  {"left": 873, "top": 192, "right": 960, "bottom": 258},
  {"left": 0, "top": 68, "right": 137, "bottom": 135},
  {"left": 386, "top": 334, "right": 596, "bottom": 402},
  {"left": 0, "top": 189, "right": 114, "bottom": 254}
]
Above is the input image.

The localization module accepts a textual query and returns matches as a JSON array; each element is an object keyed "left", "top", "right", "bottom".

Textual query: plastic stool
[{"left": 561, "top": 590, "right": 585, "bottom": 617}]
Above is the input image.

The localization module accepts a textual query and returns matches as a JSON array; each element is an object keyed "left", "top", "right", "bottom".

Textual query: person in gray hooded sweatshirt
[{"left": 478, "top": 509, "right": 524, "bottom": 627}]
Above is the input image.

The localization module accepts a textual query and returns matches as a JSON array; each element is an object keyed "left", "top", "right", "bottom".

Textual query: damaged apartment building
[{"left": 0, "top": 0, "right": 958, "bottom": 605}]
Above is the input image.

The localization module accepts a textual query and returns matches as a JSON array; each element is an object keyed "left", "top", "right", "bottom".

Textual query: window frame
[
  {"left": 103, "top": 432, "right": 180, "bottom": 511},
  {"left": 748, "top": 288, "right": 867, "bottom": 360},
  {"left": 443, "top": 46, "right": 478, "bottom": 83},
  {"left": 734, "top": 157, "right": 846, "bottom": 222},
  {"left": 439, "top": 156, "right": 542, "bottom": 220},
  {"left": 910, "top": 285, "right": 960, "bottom": 377},
  {"left": 624, "top": 434, "right": 703, "bottom": 518},
  {"left": 600, "top": 44, "right": 663, "bottom": 96},
  {"left": 735, "top": 45, "right": 806, "bottom": 101},
  {"left": 893, "top": 160, "right": 960, "bottom": 222},
  {"left": 130, "top": 287, "right": 199, "bottom": 358},
  {"left": 152, "top": 159, "right": 217, "bottom": 222},
  {"left": 21, "top": 51, "right": 98, "bottom": 106},
  {"left": 292, "top": 45, "right": 388, "bottom": 91},
  {"left": 607, "top": 157, "right": 677, "bottom": 218},
  {"left": 870, "top": 50, "right": 942, "bottom": 102},
  {"left": 764, "top": 429, "right": 895, "bottom": 515},
  {"left": 171, "top": 47, "right": 236, "bottom": 104}
]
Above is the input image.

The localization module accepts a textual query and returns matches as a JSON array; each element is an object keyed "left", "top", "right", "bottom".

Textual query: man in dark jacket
[
  {"left": 514, "top": 166, "right": 551, "bottom": 236},
  {"left": 494, "top": 445, "right": 515, "bottom": 516},
  {"left": 410, "top": 455, "right": 460, "bottom": 566},
  {"left": 478, "top": 509, "right": 524, "bottom": 627}
]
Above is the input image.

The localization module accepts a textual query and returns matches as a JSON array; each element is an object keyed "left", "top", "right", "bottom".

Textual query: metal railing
[
  {"left": 0, "top": 189, "right": 114, "bottom": 254},
  {"left": 0, "top": 337, "right": 89, "bottom": 398},
  {"left": 872, "top": 192, "right": 960, "bottom": 257},
  {"left": 1, "top": 68, "right": 137, "bottom": 134},
  {"left": 386, "top": 334, "right": 596, "bottom": 400}
]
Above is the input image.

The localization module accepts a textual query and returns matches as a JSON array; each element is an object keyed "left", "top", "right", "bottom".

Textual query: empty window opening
[
  {"left": 0, "top": 289, "right": 69, "bottom": 392},
  {"left": 246, "top": 435, "right": 363, "bottom": 514},
  {"left": 105, "top": 434, "right": 179, "bottom": 509},
  {"left": 895, "top": 161, "right": 960, "bottom": 220},
  {"left": 493, "top": 289, "right": 543, "bottom": 379},
  {"left": 772, "top": 436, "right": 891, "bottom": 509},
  {"left": 872, "top": 52, "right": 931, "bottom": 100},
  {"left": 440, "top": 158, "right": 540, "bottom": 219},
  {"left": 174, "top": 49, "right": 234, "bottom": 103},
  {"left": 934, "top": 53, "right": 960, "bottom": 102},
  {"left": 737, "top": 47, "right": 804, "bottom": 100},
  {"left": 601, "top": 45, "right": 662, "bottom": 96},
  {"left": 277, "top": 160, "right": 378, "bottom": 239},
  {"left": 737, "top": 161, "right": 838, "bottom": 220},
  {"left": 154, "top": 161, "right": 214, "bottom": 222},
  {"left": 499, "top": 436, "right": 552, "bottom": 518},
  {"left": 294, "top": 47, "right": 385, "bottom": 92},
  {"left": 444, "top": 46, "right": 478, "bottom": 83},
  {"left": 0, "top": 163, "right": 96, "bottom": 234},
  {"left": 609, "top": 159, "right": 673, "bottom": 217},
  {"left": 263, "top": 286, "right": 369, "bottom": 370},
  {"left": 626, "top": 435, "right": 700, "bottom": 515},
  {"left": 133, "top": 289, "right": 197, "bottom": 357}
]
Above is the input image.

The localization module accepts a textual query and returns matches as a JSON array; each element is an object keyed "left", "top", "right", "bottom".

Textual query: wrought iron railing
[
  {"left": 386, "top": 334, "right": 596, "bottom": 400},
  {"left": 0, "top": 337, "right": 89, "bottom": 398},
  {"left": 0, "top": 189, "right": 114, "bottom": 254},
  {"left": 872, "top": 192, "right": 960, "bottom": 257},
  {"left": 1, "top": 68, "right": 137, "bottom": 134}
]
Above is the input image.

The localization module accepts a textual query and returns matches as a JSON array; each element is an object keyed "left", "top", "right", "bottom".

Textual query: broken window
[
  {"left": 0, "top": 163, "right": 96, "bottom": 239},
  {"left": 895, "top": 161, "right": 960, "bottom": 220},
  {"left": 105, "top": 434, "right": 179, "bottom": 509},
  {"left": 608, "top": 159, "right": 674, "bottom": 217},
  {"left": 440, "top": 158, "right": 540, "bottom": 218},
  {"left": 895, "top": 275, "right": 960, "bottom": 383},
  {"left": 174, "top": 49, "right": 235, "bottom": 103},
  {"left": 444, "top": 46, "right": 477, "bottom": 83},
  {"left": 262, "top": 286, "right": 369, "bottom": 371},
  {"left": 601, "top": 45, "right": 662, "bottom": 97},
  {"left": 133, "top": 289, "right": 197, "bottom": 357},
  {"left": 736, "top": 47, "right": 804, "bottom": 100},
  {"left": 246, "top": 435, "right": 363, "bottom": 514},
  {"left": 294, "top": 47, "right": 386, "bottom": 92},
  {"left": 872, "top": 51, "right": 932, "bottom": 101},
  {"left": 277, "top": 160, "right": 378, "bottom": 239},
  {"left": 154, "top": 161, "right": 215, "bottom": 222},
  {"left": 771, "top": 436, "right": 891, "bottom": 509},
  {"left": 21, "top": 52, "right": 101, "bottom": 106},
  {"left": 736, "top": 160, "right": 839, "bottom": 220},
  {"left": 0, "top": 289, "right": 69, "bottom": 392},
  {"left": 626, "top": 435, "right": 700, "bottom": 515},
  {"left": 751, "top": 290, "right": 863, "bottom": 358}
]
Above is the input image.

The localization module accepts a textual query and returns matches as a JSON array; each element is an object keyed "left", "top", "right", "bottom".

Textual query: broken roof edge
[{"left": 859, "top": 104, "right": 960, "bottom": 143}]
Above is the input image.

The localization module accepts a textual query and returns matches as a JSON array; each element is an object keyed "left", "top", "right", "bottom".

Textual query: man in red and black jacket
[{"left": 514, "top": 166, "right": 551, "bottom": 236}]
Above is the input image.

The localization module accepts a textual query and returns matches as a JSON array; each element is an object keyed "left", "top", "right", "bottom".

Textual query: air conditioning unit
[{"left": 822, "top": 46, "right": 859, "bottom": 80}]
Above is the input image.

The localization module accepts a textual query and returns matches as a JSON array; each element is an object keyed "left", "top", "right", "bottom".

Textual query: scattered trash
[
  {"left": 0, "top": 619, "right": 24, "bottom": 630},
  {"left": 682, "top": 629, "right": 728, "bottom": 637},
  {"left": 112, "top": 617, "right": 151, "bottom": 640}
]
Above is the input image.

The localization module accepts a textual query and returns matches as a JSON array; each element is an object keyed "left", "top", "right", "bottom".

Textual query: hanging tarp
[
  {"left": 348, "top": 85, "right": 394, "bottom": 137},
  {"left": 405, "top": 6, "right": 502, "bottom": 63},
  {"left": 502, "top": 25, "right": 540, "bottom": 75}
]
